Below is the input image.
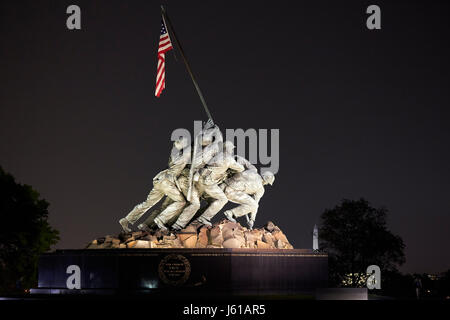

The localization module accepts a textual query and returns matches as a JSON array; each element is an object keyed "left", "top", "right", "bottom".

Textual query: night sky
[{"left": 1, "top": 0, "right": 449, "bottom": 274}]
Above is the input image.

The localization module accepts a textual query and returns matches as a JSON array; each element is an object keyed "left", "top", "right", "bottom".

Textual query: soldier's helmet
[
  {"left": 174, "top": 136, "right": 189, "bottom": 150},
  {"left": 261, "top": 171, "right": 275, "bottom": 185}
]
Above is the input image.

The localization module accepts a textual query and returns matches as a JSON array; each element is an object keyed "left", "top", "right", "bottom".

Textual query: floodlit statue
[
  {"left": 170, "top": 141, "right": 244, "bottom": 230},
  {"left": 186, "top": 141, "right": 245, "bottom": 227},
  {"left": 119, "top": 136, "right": 190, "bottom": 232},
  {"left": 222, "top": 170, "right": 275, "bottom": 230},
  {"left": 119, "top": 122, "right": 275, "bottom": 233},
  {"left": 152, "top": 168, "right": 196, "bottom": 230},
  {"left": 138, "top": 123, "right": 223, "bottom": 231}
]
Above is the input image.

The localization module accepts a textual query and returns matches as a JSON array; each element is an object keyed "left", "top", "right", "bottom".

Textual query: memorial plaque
[{"left": 158, "top": 254, "right": 191, "bottom": 286}]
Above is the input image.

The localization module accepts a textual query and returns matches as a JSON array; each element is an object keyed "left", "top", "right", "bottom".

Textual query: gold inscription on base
[{"left": 158, "top": 254, "right": 191, "bottom": 286}]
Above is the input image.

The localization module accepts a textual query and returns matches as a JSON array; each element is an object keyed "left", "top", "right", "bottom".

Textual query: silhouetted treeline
[{"left": 0, "top": 166, "right": 59, "bottom": 294}]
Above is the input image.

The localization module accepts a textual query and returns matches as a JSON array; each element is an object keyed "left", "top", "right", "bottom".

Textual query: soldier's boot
[
  {"left": 171, "top": 222, "right": 183, "bottom": 231},
  {"left": 224, "top": 210, "right": 236, "bottom": 223},
  {"left": 137, "top": 223, "right": 151, "bottom": 232},
  {"left": 154, "top": 217, "right": 168, "bottom": 231},
  {"left": 196, "top": 216, "right": 212, "bottom": 227},
  {"left": 119, "top": 218, "right": 132, "bottom": 233}
]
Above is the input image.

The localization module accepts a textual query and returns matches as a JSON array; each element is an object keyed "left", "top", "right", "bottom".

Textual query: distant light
[{"left": 141, "top": 279, "right": 158, "bottom": 289}]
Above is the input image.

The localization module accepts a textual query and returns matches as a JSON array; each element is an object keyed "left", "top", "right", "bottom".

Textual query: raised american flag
[{"left": 155, "top": 18, "right": 173, "bottom": 97}]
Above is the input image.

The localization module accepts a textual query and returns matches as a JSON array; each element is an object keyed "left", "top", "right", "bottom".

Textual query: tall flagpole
[{"left": 161, "top": 5, "right": 215, "bottom": 124}]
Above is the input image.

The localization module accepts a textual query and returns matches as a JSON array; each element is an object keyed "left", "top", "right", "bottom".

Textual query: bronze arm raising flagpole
[{"left": 161, "top": 5, "right": 215, "bottom": 124}]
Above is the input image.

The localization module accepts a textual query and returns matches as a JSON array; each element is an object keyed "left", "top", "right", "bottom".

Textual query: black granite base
[{"left": 31, "top": 249, "right": 328, "bottom": 295}]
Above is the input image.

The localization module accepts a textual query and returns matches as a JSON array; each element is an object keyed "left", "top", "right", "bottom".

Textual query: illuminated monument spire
[{"left": 313, "top": 224, "right": 319, "bottom": 251}]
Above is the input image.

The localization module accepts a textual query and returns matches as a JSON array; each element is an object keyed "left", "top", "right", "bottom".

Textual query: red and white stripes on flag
[{"left": 155, "top": 18, "right": 173, "bottom": 97}]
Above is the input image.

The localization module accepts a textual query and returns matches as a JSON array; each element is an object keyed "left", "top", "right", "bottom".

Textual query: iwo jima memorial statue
[{"left": 31, "top": 7, "right": 327, "bottom": 295}]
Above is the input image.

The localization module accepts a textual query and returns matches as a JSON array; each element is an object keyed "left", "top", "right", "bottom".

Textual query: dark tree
[
  {"left": 319, "top": 198, "right": 405, "bottom": 287},
  {"left": 438, "top": 269, "right": 450, "bottom": 298},
  {"left": 0, "top": 166, "right": 59, "bottom": 293}
]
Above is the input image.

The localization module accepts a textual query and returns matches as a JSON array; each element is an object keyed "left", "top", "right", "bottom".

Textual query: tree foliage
[
  {"left": 0, "top": 166, "right": 59, "bottom": 293},
  {"left": 319, "top": 198, "right": 405, "bottom": 287}
]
